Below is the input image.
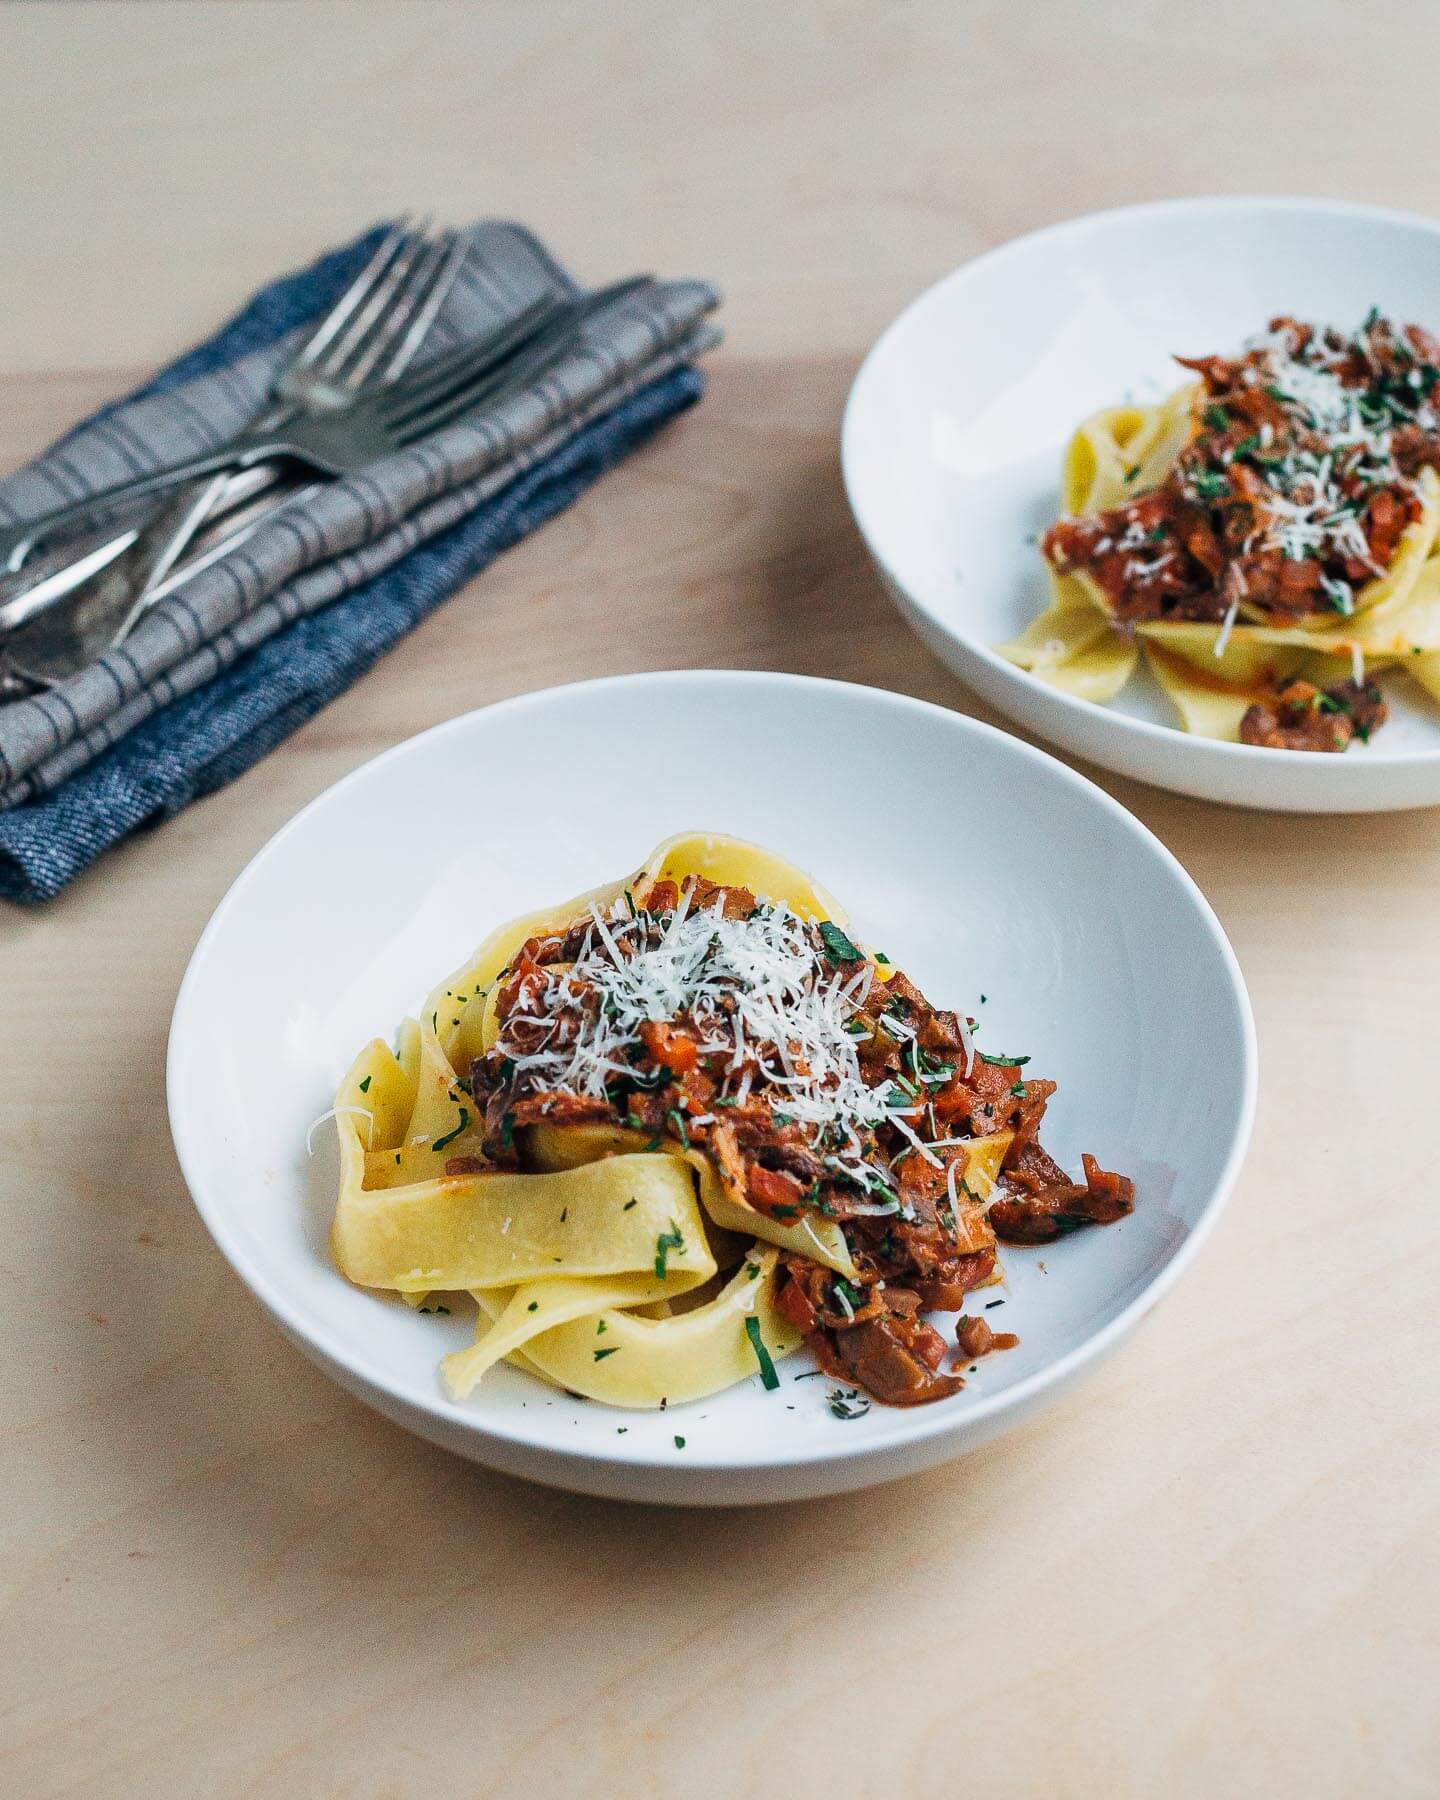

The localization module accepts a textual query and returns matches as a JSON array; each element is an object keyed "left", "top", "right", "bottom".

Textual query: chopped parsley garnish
[
  {"left": 743, "top": 1315, "right": 780, "bottom": 1390},
  {"left": 623, "top": 1197, "right": 637, "bottom": 1210},
  {"left": 593, "top": 1346, "right": 619, "bottom": 1362},
  {"left": 674, "top": 1435, "right": 686, "bottom": 1449},
  {"left": 1189, "top": 469, "right": 1231, "bottom": 499},
  {"left": 654, "top": 1221, "right": 686, "bottom": 1278},
  {"left": 1203, "top": 404, "right": 1230, "bottom": 431},
  {"left": 979, "top": 1051, "right": 1031, "bottom": 1067},
  {"left": 667, "top": 1109, "right": 690, "bottom": 1150},
  {"left": 827, "top": 1387, "right": 871, "bottom": 1420},
  {"left": 527, "top": 1301, "right": 539, "bottom": 1312},
  {"left": 833, "top": 1277, "right": 864, "bottom": 1314},
  {"left": 431, "top": 1107, "right": 470, "bottom": 1153},
  {"left": 358, "top": 1075, "right": 372, "bottom": 1093},
  {"left": 817, "top": 920, "right": 863, "bottom": 964}
]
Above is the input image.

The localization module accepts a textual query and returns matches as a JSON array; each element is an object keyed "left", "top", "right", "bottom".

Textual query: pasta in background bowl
[
  {"left": 1007, "top": 314, "right": 1440, "bottom": 750},
  {"left": 843, "top": 195, "right": 1440, "bottom": 809},
  {"left": 168, "top": 671, "right": 1255, "bottom": 1504}
]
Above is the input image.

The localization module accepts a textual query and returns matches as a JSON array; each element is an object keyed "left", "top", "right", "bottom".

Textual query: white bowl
[
  {"left": 843, "top": 195, "right": 1440, "bottom": 811},
  {"left": 168, "top": 671, "right": 1256, "bottom": 1504}
]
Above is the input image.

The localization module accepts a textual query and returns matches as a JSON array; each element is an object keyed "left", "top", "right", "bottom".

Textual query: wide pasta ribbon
[
  {"left": 328, "top": 832, "right": 854, "bottom": 1406},
  {"left": 999, "top": 387, "right": 1440, "bottom": 739},
  {"left": 449, "top": 1249, "right": 801, "bottom": 1407}
]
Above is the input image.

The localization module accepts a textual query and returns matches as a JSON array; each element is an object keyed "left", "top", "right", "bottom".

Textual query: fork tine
[
  {"left": 376, "top": 235, "right": 473, "bottom": 384},
  {"left": 378, "top": 297, "right": 560, "bottom": 422},
  {"left": 471, "top": 335, "right": 573, "bottom": 407},
  {"left": 399, "top": 283, "right": 649, "bottom": 435},
  {"left": 475, "top": 275, "right": 657, "bottom": 396},
  {"left": 313, "top": 217, "right": 434, "bottom": 380},
  {"left": 390, "top": 371, "right": 510, "bottom": 446},
  {"left": 385, "top": 304, "right": 592, "bottom": 441},
  {"left": 391, "top": 295, "right": 557, "bottom": 395},
  {"left": 340, "top": 229, "right": 458, "bottom": 389},
  {"left": 424, "top": 326, "right": 577, "bottom": 425},
  {"left": 293, "top": 216, "right": 415, "bottom": 371},
  {"left": 379, "top": 340, "right": 541, "bottom": 439},
  {"left": 389, "top": 337, "right": 577, "bottom": 445},
  {"left": 409, "top": 311, "right": 582, "bottom": 424},
  {"left": 402, "top": 277, "right": 654, "bottom": 421}
]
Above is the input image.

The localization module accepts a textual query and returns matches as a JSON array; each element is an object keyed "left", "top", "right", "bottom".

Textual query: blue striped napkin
[{"left": 0, "top": 228, "right": 710, "bottom": 904}]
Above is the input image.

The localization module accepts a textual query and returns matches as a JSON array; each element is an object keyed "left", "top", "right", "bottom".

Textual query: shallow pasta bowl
[
  {"left": 842, "top": 195, "right": 1440, "bottom": 810},
  {"left": 168, "top": 671, "right": 1255, "bottom": 1505}
]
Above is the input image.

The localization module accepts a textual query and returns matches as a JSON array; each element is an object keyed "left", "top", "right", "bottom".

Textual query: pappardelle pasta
[
  {"left": 1002, "top": 313, "right": 1440, "bottom": 750},
  {"left": 327, "top": 834, "right": 1133, "bottom": 1412}
]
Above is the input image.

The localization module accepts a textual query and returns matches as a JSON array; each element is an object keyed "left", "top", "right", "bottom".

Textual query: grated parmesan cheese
[
  {"left": 1236, "top": 322, "right": 1426, "bottom": 577},
  {"left": 306, "top": 1105, "right": 373, "bottom": 1154},
  {"left": 1213, "top": 596, "right": 1240, "bottom": 659},
  {"left": 494, "top": 891, "right": 934, "bottom": 1186}
]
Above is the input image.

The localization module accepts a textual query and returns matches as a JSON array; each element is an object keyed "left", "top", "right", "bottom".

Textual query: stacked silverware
[{"left": 0, "top": 220, "right": 651, "bottom": 697}]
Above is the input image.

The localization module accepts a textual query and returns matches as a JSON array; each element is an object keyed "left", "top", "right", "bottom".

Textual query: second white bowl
[{"left": 843, "top": 196, "right": 1440, "bottom": 811}]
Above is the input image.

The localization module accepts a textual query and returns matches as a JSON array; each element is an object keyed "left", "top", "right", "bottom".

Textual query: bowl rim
[
  {"left": 841, "top": 192, "right": 1440, "bottom": 778},
  {"left": 167, "top": 668, "right": 1258, "bottom": 1477}
]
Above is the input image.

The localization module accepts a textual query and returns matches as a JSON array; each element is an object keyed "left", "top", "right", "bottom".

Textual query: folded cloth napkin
[{"left": 0, "top": 222, "right": 718, "bottom": 904}]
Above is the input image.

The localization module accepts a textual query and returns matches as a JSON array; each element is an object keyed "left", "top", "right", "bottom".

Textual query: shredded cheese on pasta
[{"left": 497, "top": 892, "right": 920, "bottom": 1188}]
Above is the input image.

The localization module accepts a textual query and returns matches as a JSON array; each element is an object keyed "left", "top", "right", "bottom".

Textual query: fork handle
[{"left": 0, "top": 435, "right": 291, "bottom": 572}]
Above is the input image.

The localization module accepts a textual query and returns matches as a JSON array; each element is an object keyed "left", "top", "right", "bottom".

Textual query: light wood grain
[{"left": 2, "top": 4, "right": 1438, "bottom": 1796}]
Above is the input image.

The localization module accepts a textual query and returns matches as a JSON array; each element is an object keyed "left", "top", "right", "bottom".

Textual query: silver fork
[
  {"left": 109, "top": 222, "right": 475, "bottom": 616},
  {"left": 136, "top": 226, "right": 466, "bottom": 584},
  {"left": 149, "top": 275, "right": 652, "bottom": 582},
  {"left": 0, "top": 273, "right": 644, "bottom": 695},
  {"left": 0, "top": 218, "right": 467, "bottom": 616},
  {"left": 0, "top": 221, "right": 483, "bottom": 695},
  {"left": 0, "top": 306, "right": 563, "bottom": 565},
  {"left": 132, "top": 278, "right": 650, "bottom": 616}
]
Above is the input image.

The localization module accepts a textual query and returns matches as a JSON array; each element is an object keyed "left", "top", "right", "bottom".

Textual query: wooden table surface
[{"left": 3, "top": 5, "right": 1437, "bottom": 1795}]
